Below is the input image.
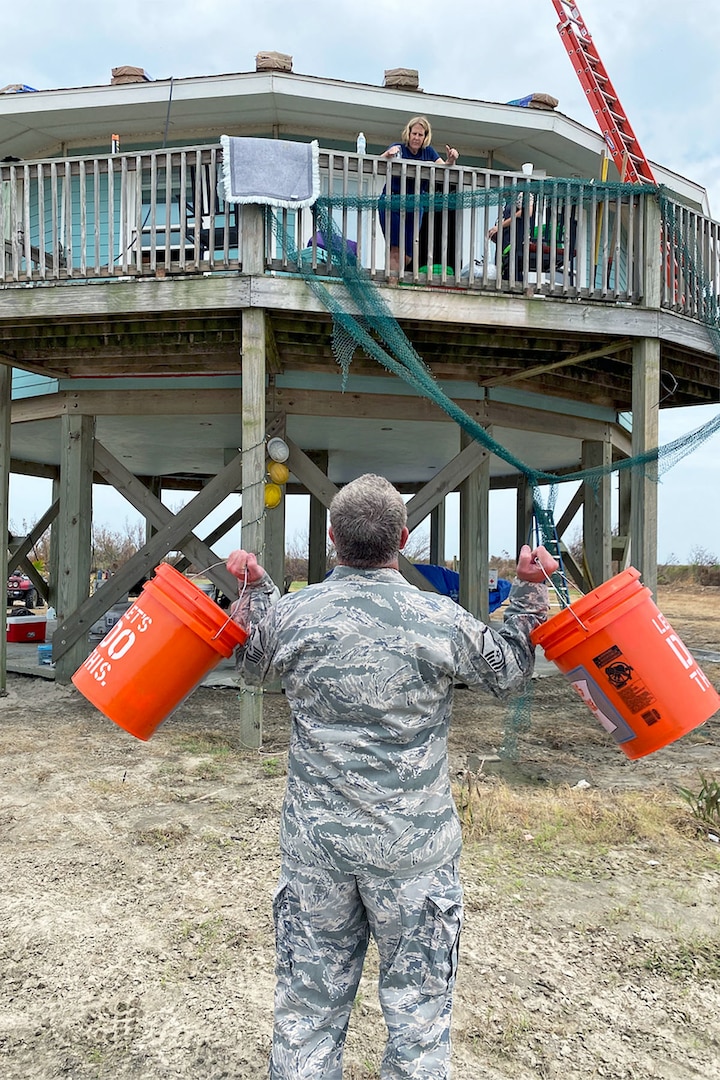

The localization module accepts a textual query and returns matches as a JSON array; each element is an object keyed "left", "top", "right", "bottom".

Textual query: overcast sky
[{"left": 4, "top": 0, "right": 720, "bottom": 563}]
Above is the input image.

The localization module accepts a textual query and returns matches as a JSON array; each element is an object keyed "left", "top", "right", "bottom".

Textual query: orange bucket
[
  {"left": 530, "top": 567, "right": 720, "bottom": 759},
  {"left": 72, "top": 563, "right": 247, "bottom": 741}
]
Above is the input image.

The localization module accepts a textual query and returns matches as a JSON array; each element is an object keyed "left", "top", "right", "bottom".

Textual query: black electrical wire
[
  {"left": 115, "top": 76, "right": 176, "bottom": 261},
  {"left": 162, "top": 77, "right": 174, "bottom": 148}
]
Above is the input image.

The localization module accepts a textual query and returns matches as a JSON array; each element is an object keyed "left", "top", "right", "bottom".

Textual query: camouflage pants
[{"left": 269, "top": 857, "right": 463, "bottom": 1079}]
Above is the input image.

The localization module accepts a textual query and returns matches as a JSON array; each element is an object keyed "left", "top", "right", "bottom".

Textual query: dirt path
[{"left": 1, "top": 587, "right": 719, "bottom": 1078}]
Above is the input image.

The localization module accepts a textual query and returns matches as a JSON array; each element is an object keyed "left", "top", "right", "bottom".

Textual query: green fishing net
[{"left": 268, "top": 179, "right": 720, "bottom": 758}]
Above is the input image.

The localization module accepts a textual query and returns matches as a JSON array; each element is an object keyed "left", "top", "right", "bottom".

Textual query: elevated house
[{"left": 1, "top": 54, "right": 718, "bottom": 735}]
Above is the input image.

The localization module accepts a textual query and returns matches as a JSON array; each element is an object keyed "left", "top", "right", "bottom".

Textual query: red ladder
[{"left": 550, "top": 0, "right": 656, "bottom": 184}]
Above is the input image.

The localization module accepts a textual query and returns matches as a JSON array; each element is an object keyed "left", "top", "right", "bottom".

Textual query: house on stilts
[{"left": 1, "top": 55, "right": 718, "bottom": 742}]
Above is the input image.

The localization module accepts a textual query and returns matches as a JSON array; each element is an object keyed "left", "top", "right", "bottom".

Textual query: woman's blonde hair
[{"left": 401, "top": 115, "right": 431, "bottom": 149}]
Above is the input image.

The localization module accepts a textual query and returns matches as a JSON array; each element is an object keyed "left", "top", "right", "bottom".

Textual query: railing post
[{"left": 643, "top": 192, "right": 662, "bottom": 309}]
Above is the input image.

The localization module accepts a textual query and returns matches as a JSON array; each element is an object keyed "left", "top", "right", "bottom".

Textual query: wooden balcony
[{"left": 1, "top": 144, "right": 718, "bottom": 323}]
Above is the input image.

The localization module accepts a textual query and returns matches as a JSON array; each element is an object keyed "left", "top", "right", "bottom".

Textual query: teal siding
[{"left": 11, "top": 370, "right": 58, "bottom": 399}]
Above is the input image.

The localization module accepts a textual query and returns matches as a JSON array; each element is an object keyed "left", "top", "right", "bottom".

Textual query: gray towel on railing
[{"left": 219, "top": 136, "right": 320, "bottom": 208}]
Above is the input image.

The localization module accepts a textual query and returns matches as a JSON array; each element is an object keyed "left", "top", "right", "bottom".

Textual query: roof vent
[
  {"left": 507, "top": 92, "right": 559, "bottom": 111},
  {"left": 383, "top": 68, "right": 421, "bottom": 91},
  {"left": 256, "top": 51, "right": 293, "bottom": 73},
  {"left": 111, "top": 66, "right": 152, "bottom": 85},
  {"left": 0, "top": 83, "right": 38, "bottom": 94}
]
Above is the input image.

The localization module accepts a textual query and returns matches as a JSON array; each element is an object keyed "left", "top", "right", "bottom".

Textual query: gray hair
[{"left": 330, "top": 474, "right": 407, "bottom": 569}]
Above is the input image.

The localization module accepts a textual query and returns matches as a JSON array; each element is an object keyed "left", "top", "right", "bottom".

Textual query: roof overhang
[{"left": 0, "top": 69, "right": 709, "bottom": 213}]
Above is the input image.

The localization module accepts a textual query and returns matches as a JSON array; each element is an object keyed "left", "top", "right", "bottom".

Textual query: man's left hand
[{"left": 227, "top": 549, "right": 265, "bottom": 583}]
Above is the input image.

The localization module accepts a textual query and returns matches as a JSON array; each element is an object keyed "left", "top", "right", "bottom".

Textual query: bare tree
[
  {"left": 8, "top": 516, "right": 146, "bottom": 598},
  {"left": 285, "top": 531, "right": 309, "bottom": 584},
  {"left": 403, "top": 528, "right": 431, "bottom": 564},
  {"left": 9, "top": 519, "right": 51, "bottom": 573},
  {"left": 91, "top": 519, "right": 146, "bottom": 573},
  {"left": 688, "top": 545, "right": 718, "bottom": 567}
]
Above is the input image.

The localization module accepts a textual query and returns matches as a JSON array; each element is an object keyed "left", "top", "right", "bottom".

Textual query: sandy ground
[{"left": 1, "top": 586, "right": 720, "bottom": 1079}]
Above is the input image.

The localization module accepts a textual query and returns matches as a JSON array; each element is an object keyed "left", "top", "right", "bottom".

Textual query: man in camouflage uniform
[{"left": 227, "top": 473, "right": 557, "bottom": 1079}]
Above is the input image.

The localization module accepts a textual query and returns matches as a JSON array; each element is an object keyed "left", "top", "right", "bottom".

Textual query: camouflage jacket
[{"left": 235, "top": 566, "right": 549, "bottom": 877}]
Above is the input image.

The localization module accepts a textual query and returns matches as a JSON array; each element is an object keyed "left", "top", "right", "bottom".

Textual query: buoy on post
[{"left": 264, "top": 441, "right": 290, "bottom": 509}]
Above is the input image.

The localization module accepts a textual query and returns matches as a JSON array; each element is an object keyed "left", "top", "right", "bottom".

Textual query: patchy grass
[
  {"left": 643, "top": 936, "right": 720, "bottom": 982},
  {"left": 174, "top": 732, "right": 237, "bottom": 756},
  {"left": 261, "top": 756, "right": 285, "bottom": 779},
  {"left": 455, "top": 777, "right": 701, "bottom": 852},
  {"left": 462, "top": 1008, "right": 534, "bottom": 1060},
  {"left": 174, "top": 914, "right": 246, "bottom": 963},
  {"left": 187, "top": 760, "right": 227, "bottom": 782},
  {"left": 678, "top": 771, "right": 720, "bottom": 833},
  {"left": 132, "top": 822, "right": 190, "bottom": 848}
]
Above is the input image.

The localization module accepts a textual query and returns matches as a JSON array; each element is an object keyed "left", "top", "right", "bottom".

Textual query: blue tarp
[
  {"left": 414, "top": 565, "right": 512, "bottom": 612},
  {"left": 489, "top": 578, "right": 512, "bottom": 611},
  {"left": 414, "top": 563, "right": 460, "bottom": 601}
]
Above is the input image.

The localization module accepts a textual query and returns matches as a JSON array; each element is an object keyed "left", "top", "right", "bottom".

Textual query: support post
[
  {"left": 459, "top": 430, "right": 490, "bottom": 620},
  {"left": 630, "top": 338, "right": 660, "bottom": 595},
  {"left": 54, "top": 415, "right": 94, "bottom": 683},
  {"left": 308, "top": 451, "right": 329, "bottom": 584},
  {"left": 0, "top": 366, "right": 11, "bottom": 693},
  {"left": 616, "top": 465, "right": 632, "bottom": 568},
  {"left": 582, "top": 438, "right": 612, "bottom": 588},
  {"left": 263, "top": 489, "right": 286, "bottom": 696},
  {"left": 140, "top": 476, "right": 162, "bottom": 543},
  {"left": 429, "top": 501, "right": 446, "bottom": 566},
  {"left": 264, "top": 495, "right": 286, "bottom": 594},
  {"left": 49, "top": 477, "right": 61, "bottom": 611},
  {"left": 515, "top": 474, "right": 534, "bottom": 556},
  {"left": 239, "top": 203, "right": 268, "bottom": 748}
]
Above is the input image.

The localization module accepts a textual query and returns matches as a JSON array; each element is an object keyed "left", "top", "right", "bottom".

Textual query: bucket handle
[
  {"left": 534, "top": 557, "right": 589, "bottom": 633},
  {"left": 185, "top": 561, "right": 248, "bottom": 643},
  {"left": 211, "top": 565, "right": 248, "bottom": 642}
]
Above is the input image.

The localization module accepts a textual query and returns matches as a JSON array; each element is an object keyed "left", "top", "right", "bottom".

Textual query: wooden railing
[
  {"left": 280, "top": 156, "right": 648, "bottom": 302},
  {"left": 0, "top": 146, "right": 237, "bottom": 280},
  {"left": 1, "top": 144, "right": 718, "bottom": 322}
]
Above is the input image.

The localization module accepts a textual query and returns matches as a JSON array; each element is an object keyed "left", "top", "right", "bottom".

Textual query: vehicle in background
[{"left": 7, "top": 571, "right": 36, "bottom": 609}]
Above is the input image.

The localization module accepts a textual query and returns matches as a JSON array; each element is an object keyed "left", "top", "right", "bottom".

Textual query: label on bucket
[
  {"left": 590, "top": 644, "right": 659, "bottom": 716},
  {"left": 649, "top": 612, "right": 717, "bottom": 696},
  {"left": 78, "top": 603, "right": 153, "bottom": 688},
  {"left": 565, "top": 666, "right": 637, "bottom": 745}
]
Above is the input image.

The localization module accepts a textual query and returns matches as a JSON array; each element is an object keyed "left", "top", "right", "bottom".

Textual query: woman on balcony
[{"left": 378, "top": 116, "right": 459, "bottom": 277}]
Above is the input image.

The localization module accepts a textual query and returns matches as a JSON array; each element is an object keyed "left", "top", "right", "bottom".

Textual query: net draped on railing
[
  {"left": 273, "top": 179, "right": 720, "bottom": 758},
  {"left": 272, "top": 179, "right": 720, "bottom": 513}
]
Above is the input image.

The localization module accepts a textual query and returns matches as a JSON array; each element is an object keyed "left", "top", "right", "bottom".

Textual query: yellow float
[
  {"left": 267, "top": 460, "right": 290, "bottom": 485},
  {"left": 264, "top": 482, "right": 283, "bottom": 509}
]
